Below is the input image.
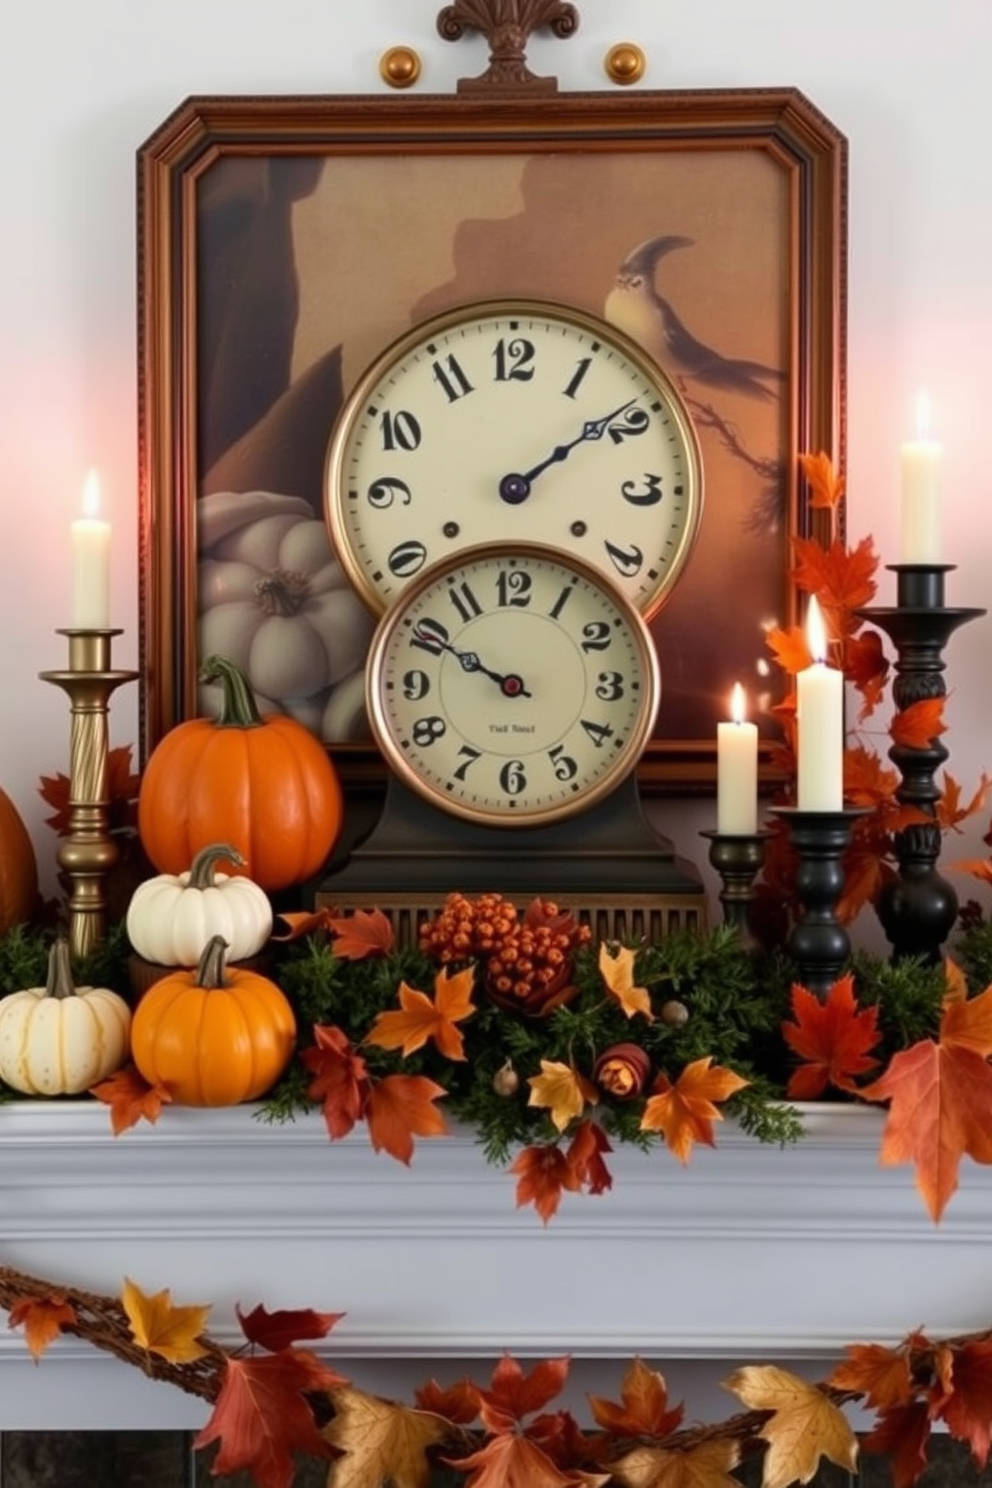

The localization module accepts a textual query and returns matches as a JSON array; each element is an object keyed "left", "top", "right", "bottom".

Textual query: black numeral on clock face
[
  {"left": 412, "top": 716, "right": 446, "bottom": 747},
  {"left": 380, "top": 410, "right": 421, "bottom": 452},
  {"left": 448, "top": 582, "right": 483, "bottom": 623},
  {"left": 496, "top": 569, "right": 532, "bottom": 608},
  {"left": 595, "top": 671, "right": 625, "bottom": 701},
  {"left": 402, "top": 669, "right": 431, "bottom": 701},
  {"left": 388, "top": 540, "right": 428, "bottom": 578},
  {"left": 432, "top": 354, "right": 474, "bottom": 403},
  {"left": 493, "top": 337, "right": 535, "bottom": 382},
  {"left": 499, "top": 760, "right": 527, "bottom": 795}
]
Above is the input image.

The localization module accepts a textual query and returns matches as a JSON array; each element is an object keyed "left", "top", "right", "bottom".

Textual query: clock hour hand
[
  {"left": 412, "top": 625, "right": 531, "bottom": 698},
  {"left": 498, "top": 397, "right": 640, "bottom": 505}
]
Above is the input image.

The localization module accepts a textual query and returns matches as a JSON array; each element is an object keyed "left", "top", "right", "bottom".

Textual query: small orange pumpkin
[
  {"left": 0, "top": 787, "right": 38, "bottom": 933},
  {"left": 137, "top": 654, "right": 343, "bottom": 891},
  {"left": 129, "top": 934, "right": 296, "bottom": 1105}
]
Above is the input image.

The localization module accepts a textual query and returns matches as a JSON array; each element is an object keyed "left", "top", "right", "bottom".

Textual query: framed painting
[{"left": 138, "top": 85, "right": 846, "bottom": 791}]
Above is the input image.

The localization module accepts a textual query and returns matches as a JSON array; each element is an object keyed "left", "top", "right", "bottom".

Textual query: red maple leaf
[
  {"left": 444, "top": 1356, "right": 576, "bottom": 1486},
  {"left": 791, "top": 534, "right": 879, "bottom": 637},
  {"left": 842, "top": 628, "right": 890, "bottom": 718},
  {"left": 933, "top": 1339, "right": 992, "bottom": 1465},
  {"left": 476, "top": 1354, "right": 570, "bottom": 1433},
  {"left": 325, "top": 907, "right": 395, "bottom": 959},
  {"left": 8, "top": 1294, "right": 78, "bottom": 1360},
  {"left": 890, "top": 698, "right": 947, "bottom": 750},
  {"left": 862, "top": 1400, "right": 932, "bottom": 1488},
  {"left": 588, "top": 1356, "right": 684, "bottom": 1439},
  {"left": 415, "top": 1377, "right": 481, "bottom": 1425},
  {"left": 781, "top": 974, "right": 881, "bottom": 1098},
  {"left": 90, "top": 1067, "right": 172, "bottom": 1135},
  {"left": 194, "top": 1349, "right": 346, "bottom": 1488},
  {"left": 301, "top": 1025, "right": 371, "bottom": 1140},
  {"left": 445, "top": 1430, "right": 578, "bottom": 1488},
  {"left": 938, "top": 771, "right": 992, "bottom": 834},
  {"left": 364, "top": 1073, "right": 448, "bottom": 1164},
  {"left": 39, "top": 744, "right": 139, "bottom": 835},
  {"left": 860, "top": 984, "right": 992, "bottom": 1220},
  {"left": 827, "top": 1340, "right": 914, "bottom": 1411},
  {"left": 511, "top": 1143, "right": 582, "bottom": 1224},
  {"left": 235, "top": 1302, "right": 345, "bottom": 1353},
  {"left": 565, "top": 1120, "right": 613, "bottom": 1196}
]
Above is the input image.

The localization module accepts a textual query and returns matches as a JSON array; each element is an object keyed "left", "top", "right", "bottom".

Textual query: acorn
[
  {"left": 661, "top": 999, "right": 690, "bottom": 1028},
  {"left": 492, "top": 1060, "right": 520, "bottom": 1097}
]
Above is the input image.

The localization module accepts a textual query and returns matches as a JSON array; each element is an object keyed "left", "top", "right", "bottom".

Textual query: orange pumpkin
[
  {"left": 130, "top": 934, "right": 296, "bottom": 1105},
  {"left": 137, "top": 654, "right": 343, "bottom": 891},
  {"left": 0, "top": 787, "right": 38, "bottom": 933}
]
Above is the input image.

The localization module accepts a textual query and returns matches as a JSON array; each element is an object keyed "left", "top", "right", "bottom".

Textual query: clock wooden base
[{"left": 314, "top": 776, "right": 707, "bottom": 946}]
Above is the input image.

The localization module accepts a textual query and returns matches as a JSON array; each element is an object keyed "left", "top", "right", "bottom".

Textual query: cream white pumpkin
[
  {"left": 126, "top": 842, "right": 273, "bottom": 966},
  {"left": 0, "top": 939, "right": 131, "bottom": 1095}
]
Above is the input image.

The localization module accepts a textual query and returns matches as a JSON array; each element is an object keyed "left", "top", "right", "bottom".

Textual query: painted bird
[{"left": 604, "top": 234, "right": 787, "bottom": 401}]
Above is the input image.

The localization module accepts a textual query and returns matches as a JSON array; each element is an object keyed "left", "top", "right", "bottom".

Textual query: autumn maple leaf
[
  {"left": 640, "top": 1059, "right": 749, "bottom": 1164},
  {"left": 827, "top": 1340, "right": 914, "bottom": 1411},
  {"left": 860, "top": 982, "right": 992, "bottom": 1220},
  {"left": 842, "top": 628, "right": 890, "bottom": 718},
  {"left": 8, "top": 1294, "right": 77, "bottom": 1360},
  {"left": 447, "top": 1431, "right": 579, "bottom": 1488},
  {"left": 765, "top": 625, "right": 811, "bottom": 678},
  {"left": 39, "top": 743, "right": 139, "bottom": 835},
  {"left": 415, "top": 1377, "right": 481, "bottom": 1425},
  {"left": 607, "top": 1438, "right": 742, "bottom": 1487},
  {"left": 931, "top": 1339, "right": 992, "bottom": 1466},
  {"left": 724, "top": 1364, "right": 859, "bottom": 1488},
  {"left": 364, "top": 1073, "right": 448, "bottom": 1164},
  {"left": 528, "top": 1060, "right": 598, "bottom": 1133},
  {"left": 326, "top": 907, "right": 395, "bottom": 959},
  {"left": 599, "top": 944, "right": 653, "bottom": 1021},
  {"left": 440, "top": 1355, "right": 582, "bottom": 1486},
  {"left": 938, "top": 770, "right": 992, "bottom": 834},
  {"left": 475, "top": 1354, "right": 570, "bottom": 1434},
  {"left": 90, "top": 1066, "right": 172, "bottom": 1135},
  {"left": 566, "top": 1120, "right": 613, "bottom": 1196},
  {"left": 791, "top": 534, "right": 879, "bottom": 637},
  {"left": 325, "top": 1384, "right": 451, "bottom": 1488},
  {"left": 862, "top": 1400, "right": 931, "bottom": 1488},
  {"left": 798, "top": 450, "right": 845, "bottom": 515},
  {"left": 511, "top": 1143, "right": 582, "bottom": 1224},
  {"left": 366, "top": 966, "right": 476, "bottom": 1061},
  {"left": 781, "top": 974, "right": 881, "bottom": 1099},
  {"left": 235, "top": 1301, "right": 345, "bottom": 1353},
  {"left": 588, "top": 1356, "right": 684, "bottom": 1440},
  {"left": 194, "top": 1349, "right": 342, "bottom": 1488},
  {"left": 122, "top": 1277, "right": 211, "bottom": 1364},
  {"left": 301, "top": 1024, "right": 371, "bottom": 1140},
  {"left": 890, "top": 697, "right": 947, "bottom": 750}
]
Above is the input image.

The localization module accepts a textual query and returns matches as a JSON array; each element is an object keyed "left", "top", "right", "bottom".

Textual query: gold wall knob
[
  {"left": 380, "top": 46, "right": 422, "bottom": 89},
  {"left": 604, "top": 42, "right": 646, "bottom": 86}
]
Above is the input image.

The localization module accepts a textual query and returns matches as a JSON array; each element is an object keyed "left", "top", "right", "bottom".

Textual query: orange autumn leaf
[
  {"left": 301, "top": 1024, "right": 371, "bottom": 1140},
  {"left": 607, "top": 1438, "right": 742, "bottom": 1488},
  {"left": 415, "top": 1376, "right": 481, "bottom": 1425},
  {"left": 781, "top": 974, "right": 881, "bottom": 1099},
  {"left": 511, "top": 1142, "right": 582, "bottom": 1224},
  {"left": 325, "top": 907, "right": 396, "bottom": 959},
  {"left": 598, "top": 944, "right": 653, "bottom": 1021},
  {"left": 324, "top": 1384, "right": 451, "bottom": 1488},
  {"left": 39, "top": 743, "right": 139, "bottom": 835},
  {"left": 270, "top": 906, "right": 334, "bottom": 941},
  {"left": 366, "top": 965, "right": 476, "bottom": 1061},
  {"left": 798, "top": 450, "right": 845, "bottom": 513},
  {"left": 589, "top": 1356, "right": 684, "bottom": 1439},
  {"left": 122, "top": 1277, "right": 211, "bottom": 1364},
  {"left": 939, "top": 770, "right": 992, "bottom": 834},
  {"left": 890, "top": 697, "right": 947, "bottom": 750},
  {"left": 475, "top": 1352, "right": 570, "bottom": 1430},
  {"left": 528, "top": 1060, "right": 598, "bottom": 1133},
  {"left": 860, "top": 983, "right": 992, "bottom": 1220},
  {"left": 365, "top": 1073, "right": 448, "bottom": 1165},
  {"left": 724, "top": 1364, "right": 859, "bottom": 1488},
  {"left": 90, "top": 1066, "right": 172, "bottom": 1135},
  {"left": 827, "top": 1341, "right": 914, "bottom": 1411},
  {"left": 640, "top": 1058, "right": 749, "bottom": 1164},
  {"left": 791, "top": 534, "right": 879, "bottom": 635},
  {"left": 766, "top": 624, "right": 812, "bottom": 678},
  {"left": 445, "top": 1430, "right": 577, "bottom": 1488},
  {"left": 932, "top": 1338, "right": 992, "bottom": 1465},
  {"left": 8, "top": 1294, "right": 77, "bottom": 1360},
  {"left": 566, "top": 1119, "right": 614, "bottom": 1196},
  {"left": 194, "top": 1349, "right": 342, "bottom": 1488}
]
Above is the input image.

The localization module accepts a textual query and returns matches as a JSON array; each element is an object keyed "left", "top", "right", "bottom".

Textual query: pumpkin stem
[
  {"left": 196, "top": 934, "right": 231, "bottom": 989},
  {"left": 45, "top": 938, "right": 77, "bottom": 999},
  {"left": 188, "top": 843, "right": 246, "bottom": 890},
  {"left": 198, "top": 655, "right": 264, "bottom": 729}
]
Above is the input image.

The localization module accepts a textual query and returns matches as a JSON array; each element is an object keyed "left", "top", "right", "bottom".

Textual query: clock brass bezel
[
  {"left": 365, "top": 540, "right": 661, "bottom": 827},
  {"left": 324, "top": 296, "right": 704, "bottom": 621}
]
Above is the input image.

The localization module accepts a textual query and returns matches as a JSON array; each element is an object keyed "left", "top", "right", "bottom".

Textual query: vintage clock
[{"left": 324, "top": 298, "right": 703, "bottom": 621}]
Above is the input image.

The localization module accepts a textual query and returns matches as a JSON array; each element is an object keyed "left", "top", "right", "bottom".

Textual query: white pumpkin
[
  {"left": 0, "top": 939, "right": 131, "bottom": 1095},
  {"left": 126, "top": 842, "right": 273, "bottom": 966}
]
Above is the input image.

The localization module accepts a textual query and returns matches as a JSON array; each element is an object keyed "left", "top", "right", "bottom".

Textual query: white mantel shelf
[{"left": 2, "top": 1100, "right": 991, "bottom": 1430}]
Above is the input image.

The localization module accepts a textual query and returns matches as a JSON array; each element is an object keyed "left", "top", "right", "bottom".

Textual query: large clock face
[
  {"left": 365, "top": 542, "right": 660, "bottom": 827},
  {"left": 325, "top": 299, "right": 703, "bottom": 618}
]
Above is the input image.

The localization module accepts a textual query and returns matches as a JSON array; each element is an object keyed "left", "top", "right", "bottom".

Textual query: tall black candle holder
[
  {"left": 858, "top": 565, "right": 984, "bottom": 964},
  {"left": 770, "top": 806, "right": 869, "bottom": 997},
  {"left": 700, "top": 828, "right": 769, "bottom": 956}
]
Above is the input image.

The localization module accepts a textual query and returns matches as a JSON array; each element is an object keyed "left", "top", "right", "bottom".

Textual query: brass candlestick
[
  {"left": 40, "top": 630, "right": 138, "bottom": 958},
  {"left": 699, "top": 828, "right": 770, "bottom": 956}
]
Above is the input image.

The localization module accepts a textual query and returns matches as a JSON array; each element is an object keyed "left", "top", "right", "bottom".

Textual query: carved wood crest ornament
[{"left": 436, "top": 0, "right": 580, "bottom": 91}]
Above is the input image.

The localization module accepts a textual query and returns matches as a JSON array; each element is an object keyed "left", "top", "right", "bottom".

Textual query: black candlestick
[
  {"left": 700, "top": 829, "right": 770, "bottom": 956},
  {"left": 859, "top": 564, "right": 984, "bottom": 964},
  {"left": 771, "top": 807, "right": 869, "bottom": 997}
]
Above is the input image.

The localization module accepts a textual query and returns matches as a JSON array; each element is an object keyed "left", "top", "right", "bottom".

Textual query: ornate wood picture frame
[{"left": 138, "top": 85, "right": 846, "bottom": 791}]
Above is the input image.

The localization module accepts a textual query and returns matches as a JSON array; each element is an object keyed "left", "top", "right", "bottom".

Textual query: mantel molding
[{"left": 1, "top": 1101, "right": 990, "bottom": 1429}]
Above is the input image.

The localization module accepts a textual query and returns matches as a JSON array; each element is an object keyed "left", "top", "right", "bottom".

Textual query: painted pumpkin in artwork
[{"left": 0, "top": 786, "right": 38, "bottom": 933}]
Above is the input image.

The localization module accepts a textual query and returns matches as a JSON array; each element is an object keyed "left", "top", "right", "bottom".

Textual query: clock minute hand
[
  {"left": 498, "top": 398, "right": 638, "bottom": 506},
  {"left": 412, "top": 626, "right": 532, "bottom": 698}
]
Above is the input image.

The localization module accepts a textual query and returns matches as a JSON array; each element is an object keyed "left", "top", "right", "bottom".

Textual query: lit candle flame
[
  {"left": 730, "top": 681, "right": 747, "bottom": 725},
  {"left": 82, "top": 469, "right": 101, "bottom": 520},
  {"left": 806, "top": 594, "right": 828, "bottom": 664}
]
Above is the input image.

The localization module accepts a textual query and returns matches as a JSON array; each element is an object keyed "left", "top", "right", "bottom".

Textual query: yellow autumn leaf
[
  {"left": 723, "top": 1364, "right": 858, "bottom": 1488},
  {"left": 325, "top": 1384, "right": 450, "bottom": 1488},
  {"left": 640, "top": 1058, "right": 749, "bottom": 1164},
  {"left": 527, "top": 1060, "right": 597, "bottom": 1133},
  {"left": 122, "top": 1277, "right": 210, "bottom": 1364},
  {"left": 609, "top": 1438, "right": 741, "bottom": 1488},
  {"left": 599, "top": 944, "right": 653, "bottom": 1021}
]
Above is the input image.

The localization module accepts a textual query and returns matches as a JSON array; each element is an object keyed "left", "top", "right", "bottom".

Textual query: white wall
[{"left": 2, "top": 0, "right": 991, "bottom": 939}]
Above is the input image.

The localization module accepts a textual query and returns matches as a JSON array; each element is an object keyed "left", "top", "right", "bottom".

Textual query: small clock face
[
  {"left": 326, "top": 299, "right": 702, "bottom": 618},
  {"left": 365, "top": 543, "right": 660, "bottom": 826}
]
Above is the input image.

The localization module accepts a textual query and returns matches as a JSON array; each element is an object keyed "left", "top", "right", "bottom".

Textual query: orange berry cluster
[{"left": 420, "top": 893, "right": 590, "bottom": 1010}]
